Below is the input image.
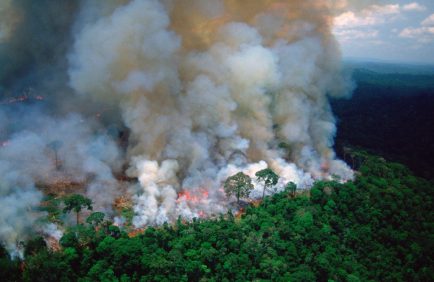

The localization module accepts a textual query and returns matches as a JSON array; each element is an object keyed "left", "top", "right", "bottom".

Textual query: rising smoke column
[
  {"left": 0, "top": 0, "right": 358, "bottom": 256},
  {"left": 69, "top": 0, "right": 354, "bottom": 227},
  {"left": 0, "top": 1, "right": 127, "bottom": 256},
  {"left": 0, "top": 0, "right": 79, "bottom": 95},
  {"left": 0, "top": 107, "right": 123, "bottom": 256}
]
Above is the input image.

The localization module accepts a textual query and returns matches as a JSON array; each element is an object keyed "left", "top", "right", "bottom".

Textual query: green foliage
[
  {"left": 63, "top": 194, "right": 93, "bottom": 225},
  {"left": 224, "top": 172, "right": 254, "bottom": 204},
  {"left": 2, "top": 154, "right": 433, "bottom": 281},
  {"left": 86, "top": 212, "right": 105, "bottom": 227},
  {"left": 332, "top": 74, "right": 434, "bottom": 180},
  {"left": 121, "top": 208, "right": 134, "bottom": 227},
  {"left": 278, "top": 141, "right": 292, "bottom": 158},
  {"left": 255, "top": 168, "right": 279, "bottom": 199},
  {"left": 285, "top": 181, "right": 297, "bottom": 198},
  {"left": 24, "top": 237, "right": 47, "bottom": 257},
  {"left": 39, "top": 194, "right": 62, "bottom": 224},
  {"left": 63, "top": 194, "right": 93, "bottom": 214},
  {"left": 0, "top": 245, "right": 21, "bottom": 282}
]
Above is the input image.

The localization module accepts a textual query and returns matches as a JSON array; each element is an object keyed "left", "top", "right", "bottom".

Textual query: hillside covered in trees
[
  {"left": 1, "top": 1, "right": 433, "bottom": 280},
  {"left": 333, "top": 62, "right": 434, "bottom": 180},
  {"left": 1, "top": 153, "right": 433, "bottom": 281}
]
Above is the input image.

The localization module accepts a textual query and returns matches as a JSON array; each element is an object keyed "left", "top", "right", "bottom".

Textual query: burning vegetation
[{"left": 0, "top": 0, "right": 356, "bottom": 257}]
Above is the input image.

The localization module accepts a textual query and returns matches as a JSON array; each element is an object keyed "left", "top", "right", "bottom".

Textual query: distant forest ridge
[
  {"left": 344, "top": 60, "right": 434, "bottom": 75},
  {"left": 333, "top": 62, "right": 434, "bottom": 180}
]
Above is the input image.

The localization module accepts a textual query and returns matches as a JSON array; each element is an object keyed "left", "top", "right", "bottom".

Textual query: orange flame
[
  {"left": 0, "top": 94, "right": 45, "bottom": 105},
  {"left": 177, "top": 188, "right": 209, "bottom": 204}
]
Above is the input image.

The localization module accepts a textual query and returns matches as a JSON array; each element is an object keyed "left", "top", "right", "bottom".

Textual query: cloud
[
  {"left": 334, "top": 29, "right": 379, "bottom": 42},
  {"left": 335, "top": 3, "right": 427, "bottom": 30},
  {"left": 334, "top": 11, "right": 377, "bottom": 28},
  {"left": 333, "top": 4, "right": 401, "bottom": 43},
  {"left": 402, "top": 3, "right": 426, "bottom": 12},
  {"left": 334, "top": 3, "right": 430, "bottom": 43},
  {"left": 400, "top": 14, "right": 434, "bottom": 42},
  {"left": 334, "top": 4, "right": 400, "bottom": 28},
  {"left": 400, "top": 26, "right": 434, "bottom": 37},
  {"left": 422, "top": 13, "right": 434, "bottom": 26}
]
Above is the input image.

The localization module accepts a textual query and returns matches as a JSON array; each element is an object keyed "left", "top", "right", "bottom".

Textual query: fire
[
  {"left": 235, "top": 208, "right": 245, "bottom": 219},
  {"left": 128, "top": 229, "right": 145, "bottom": 238},
  {"left": 198, "top": 210, "right": 206, "bottom": 218},
  {"left": 176, "top": 188, "right": 209, "bottom": 204},
  {"left": 202, "top": 190, "right": 209, "bottom": 197},
  {"left": 321, "top": 161, "right": 330, "bottom": 172},
  {"left": 0, "top": 94, "right": 45, "bottom": 105},
  {"left": 0, "top": 95, "right": 28, "bottom": 105}
]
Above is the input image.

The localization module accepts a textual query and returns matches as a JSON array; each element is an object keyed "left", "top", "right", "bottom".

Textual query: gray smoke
[
  {"left": 0, "top": 107, "right": 122, "bottom": 256},
  {"left": 69, "top": 0, "right": 354, "bottom": 226},
  {"left": 0, "top": 0, "right": 361, "bottom": 255}
]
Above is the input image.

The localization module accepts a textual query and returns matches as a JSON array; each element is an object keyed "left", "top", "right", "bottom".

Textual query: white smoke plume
[
  {"left": 0, "top": 0, "right": 19, "bottom": 43},
  {"left": 69, "top": 0, "right": 354, "bottom": 227},
  {"left": 0, "top": 109, "right": 122, "bottom": 256},
  {"left": 0, "top": 0, "right": 358, "bottom": 254}
]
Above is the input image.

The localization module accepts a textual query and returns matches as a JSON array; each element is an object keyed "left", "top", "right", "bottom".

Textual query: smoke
[
  {"left": 0, "top": 107, "right": 122, "bottom": 256},
  {"left": 1, "top": 0, "right": 356, "bottom": 254},
  {"left": 0, "top": 0, "right": 78, "bottom": 95},
  {"left": 69, "top": 0, "right": 353, "bottom": 226},
  {"left": 0, "top": 0, "right": 19, "bottom": 44}
]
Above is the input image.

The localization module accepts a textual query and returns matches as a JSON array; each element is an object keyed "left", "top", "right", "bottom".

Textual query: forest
[
  {"left": 333, "top": 63, "right": 434, "bottom": 180},
  {"left": 1, "top": 63, "right": 434, "bottom": 281},
  {"left": 1, "top": 1, "right": 434, "bottom": 280},
  {"left": 1, "top": 151, "right": 433, "bottom": 281}
]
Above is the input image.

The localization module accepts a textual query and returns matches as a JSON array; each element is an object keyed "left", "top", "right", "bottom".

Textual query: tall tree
[
  {"left": 86, "top": 211, "right": 105, "bottom": 227},
  {"left": 47, "top": 140, "right": 63, "bottom": 170},
  {"left": 285, "top": 182, "right": 297, "bottom": 198},
  {"left": 224, "top": 172, "right": 254, "bottom": 205},
  {"left": 63, "top": 194, "right": 93, "bottom": 225},
  {"left": 255, "top": 168, "right": 279, "bottom": 199}
]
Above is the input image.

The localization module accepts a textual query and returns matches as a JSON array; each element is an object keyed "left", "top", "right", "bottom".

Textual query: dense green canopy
[
  {"left": 1, "top": 154, "right": 433, "bottom": 281},
  {"left": 255, "top": 168, "right": 279, "bottom": 199},
  {"left": 224, "top": 172, "right": 254, "bottom": 204}
]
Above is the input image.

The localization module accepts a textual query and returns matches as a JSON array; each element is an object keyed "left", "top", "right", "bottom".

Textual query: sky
[{"left": 333, "top": 0, "right": 434, "bottom": 64}]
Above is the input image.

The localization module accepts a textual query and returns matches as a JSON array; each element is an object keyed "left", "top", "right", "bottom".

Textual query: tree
[
  {"left": 86, "top": 212, "right": 105, "bottom": 227},
  {"left": 255, "top": 168, "right": 279, "bottom": 199},
  {"left": 24, "top": 237, "right": 47, "bottom": 257},
  {"left": 285, "top": 182, "right": 297, "bottom": 198},
  {"left": 63, "top": 194, "right": 93, "bottom": 225},
  {"left": 47, "top": 140, "right": 63, "bottom": 170},
  {"left": 224, "top": 172, "right": 254, "bottom": 204},
  {"left": 39, "top": 194, "right": 62, "bottom": 224}
]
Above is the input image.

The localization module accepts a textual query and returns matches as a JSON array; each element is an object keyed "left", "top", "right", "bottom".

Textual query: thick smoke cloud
[
  {"left": 0, "top": 107, "right": 122, "bottom": 256},
  {"left": 1, "top": 0, "right": 358, "bottom": 255},
  {"left": 70, "top": 0, "right": 354, "bottom": 226},
  {"left": 0, "top": 0, "right": 78, "bottom": 95}
]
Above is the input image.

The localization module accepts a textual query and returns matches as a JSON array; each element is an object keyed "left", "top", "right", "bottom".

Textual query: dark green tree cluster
[
  {"left": 256, "top": 168, "right": 279, "bottom": 199},
  {"left": 1, "top": 154, "right": 433, "bottom": 281},
  {"left": 63, "top": 194, "right": 93, "bottom": 225},
  {"left": 224, "top": 172, "right": 254, "bottom": 204}
]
